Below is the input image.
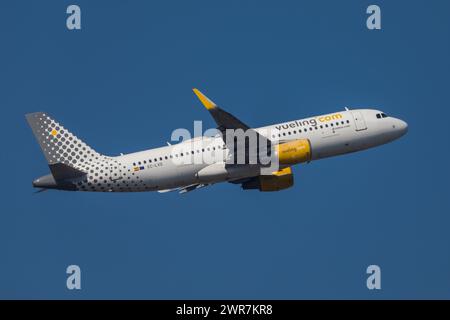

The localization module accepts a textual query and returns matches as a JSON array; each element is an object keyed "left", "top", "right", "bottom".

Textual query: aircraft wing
[
  {"left": 192, "top": 89, "right": 272, "bottom": 164},
  {"left": 193, "top": 88, "right": 251, "bottom": 132}
]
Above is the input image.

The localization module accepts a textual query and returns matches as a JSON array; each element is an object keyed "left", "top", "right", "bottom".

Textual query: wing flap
[{"left": 157, "top": 183, "right": 210, "bottom": 194}]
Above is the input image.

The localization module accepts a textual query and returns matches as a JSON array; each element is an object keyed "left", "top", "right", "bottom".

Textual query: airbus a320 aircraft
[{"left": 26, "top": 89, "right": 407, "bottom": 193}]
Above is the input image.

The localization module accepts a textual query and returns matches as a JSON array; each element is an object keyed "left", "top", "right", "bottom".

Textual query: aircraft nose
[
  {"left": 398, "top": 119, "right": 408, "bottom": 135},
  {"left": 393, "top": 118, "right": 408, "bottom": 137}
]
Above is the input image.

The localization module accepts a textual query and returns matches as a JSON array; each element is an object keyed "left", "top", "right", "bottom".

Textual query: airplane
[{"left": 26, "top": 89, "right": 408, "bottom": 193}]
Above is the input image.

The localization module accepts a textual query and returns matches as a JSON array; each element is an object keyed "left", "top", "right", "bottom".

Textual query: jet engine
[
  {"left": 241, "top": 167, "right": 294, "bottom": 192},
  {"left": 275, "top": 139, "right": 311, "bottom": 165}
]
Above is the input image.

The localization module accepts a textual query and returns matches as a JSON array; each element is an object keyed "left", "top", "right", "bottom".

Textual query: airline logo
[
  {"left": 317, "top": 113, "right": 343, "bottom": 122},
  {"left": 275, "top": 113, "right": 343, "bottom": 131}
]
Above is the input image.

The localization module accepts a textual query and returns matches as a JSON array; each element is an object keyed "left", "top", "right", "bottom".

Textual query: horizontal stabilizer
[{"left": 49, "top": 163, "right": 86, "bottom": 182}]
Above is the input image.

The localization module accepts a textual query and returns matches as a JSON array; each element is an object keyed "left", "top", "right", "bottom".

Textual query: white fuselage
[{"left": 80, "top": 108, "right": 406, "bottom": 192}]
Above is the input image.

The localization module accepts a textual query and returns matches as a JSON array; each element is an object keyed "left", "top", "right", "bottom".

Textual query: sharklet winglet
[{"left": 193, "top": 88, "right": 217, "bottom": 110}]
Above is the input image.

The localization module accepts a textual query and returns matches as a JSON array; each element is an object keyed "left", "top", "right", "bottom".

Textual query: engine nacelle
[
  {"left": 242, "top": 167, "right": 294, "bottom": 192},
  {"left": 275, "top": 139, "right": 311, "bottom": 165}
]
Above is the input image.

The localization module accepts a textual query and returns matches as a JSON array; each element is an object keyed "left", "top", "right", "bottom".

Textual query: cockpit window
[
  {"left": 381, "top": 113, "right": 388, "bottom": 118},
  {"left": 376, "top": 114, "right": 381, "bottom": 119}
]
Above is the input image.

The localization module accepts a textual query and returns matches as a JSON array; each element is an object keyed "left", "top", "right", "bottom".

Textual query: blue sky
[{"left": 0, "top": 0, "right": 449, "bottom": 299}]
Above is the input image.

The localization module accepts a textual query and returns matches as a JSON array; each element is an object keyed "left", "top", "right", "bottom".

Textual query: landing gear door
[{"left": 351, "top": 111, "right": 367, "bottom": 131}]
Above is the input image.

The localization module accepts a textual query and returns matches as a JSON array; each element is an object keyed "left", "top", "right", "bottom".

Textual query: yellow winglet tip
[{"left": 193, "top": 88, "right": 216, "bottom": 110}]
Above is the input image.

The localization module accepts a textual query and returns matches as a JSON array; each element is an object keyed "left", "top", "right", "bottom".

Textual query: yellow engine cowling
[
  {"left": 275, "top": 139, "right": 311, "bottom": 165},
  {"left": 259, "top": 167, "right": 294, "bottom": 191},
  {"left": 241, "top": 167, "right": 294, "bottom": 192}
]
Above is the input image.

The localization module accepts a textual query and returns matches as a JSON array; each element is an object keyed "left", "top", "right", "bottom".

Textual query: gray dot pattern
[{"left": 26, "top": 112, "right": 154, "bottom": 192}]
